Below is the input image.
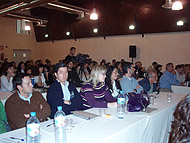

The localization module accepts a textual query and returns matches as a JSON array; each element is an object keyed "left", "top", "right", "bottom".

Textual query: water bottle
[
  {"left": 54, "top": 106, "right": 66, "bottom": 143},
  {"left": 26, "top": 112, "right": 40, "bottom": 143},
  {"left": 117, "top": 91, "right": 126, "bottom": 119}
]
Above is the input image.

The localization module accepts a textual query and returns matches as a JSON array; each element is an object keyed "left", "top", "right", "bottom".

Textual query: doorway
[{"left": 13, "top": 49, "right": 31, "bottom": 65}]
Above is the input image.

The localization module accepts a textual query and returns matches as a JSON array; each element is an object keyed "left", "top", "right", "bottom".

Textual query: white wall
[{"left": 38, "top": 32, "right": 190, "bottom": 68}]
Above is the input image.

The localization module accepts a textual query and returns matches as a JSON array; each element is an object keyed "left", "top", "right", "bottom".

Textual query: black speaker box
[{"left": 129, "top": 45, "right": 136, "bottom": 58}]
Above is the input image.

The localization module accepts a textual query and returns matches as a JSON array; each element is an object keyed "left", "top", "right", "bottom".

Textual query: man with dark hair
[
  {"left": 120, "top": 62, "right": 143, "bottom": 94},
  {"left": 5, "top": 73, "right": 50, "bottom": 130},
  {"left": 134, "top": 61, "right": 146, "bottom": 79},
  {"left": 175, "top": 64, "right": 185, "bottom": 83},
  {"left": 67, "top": 60, "right": 81, "bottom": 87},
  {"left": 147, "top": 62, "right": 158, "bottom": 73},
  {"left": 138, "top": 70, "right": 158, "bottom": 93},
  {"left": 159, "top": 63, "right": 180, "bottom": 91},
  {"left": 65, "top": 47, "right": 76, "bottom": 63},
  {"left": 47, "top": 63, "right": 83, "bottom": 118},
  {"left": 112, "top": 59, "right": 116, "bottom": 66}
]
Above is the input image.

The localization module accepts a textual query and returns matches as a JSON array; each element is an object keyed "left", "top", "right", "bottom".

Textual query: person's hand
[
  {"left": 24, "top": 114, "right": 30, "bottom": 118},
  {"left": 11, "top": 72, "right": 15, "bottom": 77},
  {"left": 108, "top": 102, "right": 117, "bottom": 108},
  {"left": 172, "top": 70, "right": 176, "bottom": 75},
  {"left": 40, "top": 104, "right": 43, "bottom": 109},
  {"left": 64, "top": 100, "right": 71, "bottom": 105},
  {"left": 180, "top": 82, "right": 185, "bottom": 86}
]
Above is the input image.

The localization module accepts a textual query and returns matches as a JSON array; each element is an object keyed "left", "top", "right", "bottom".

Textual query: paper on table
[
  {"left": 142, "top": 107, "right": 157, "bottom": 113},
  {"left": 71, "top": 111, "right": 100, "bottom": 120},
  {"left": 40, "top": 117, "right": 83, "bottom": 134}
]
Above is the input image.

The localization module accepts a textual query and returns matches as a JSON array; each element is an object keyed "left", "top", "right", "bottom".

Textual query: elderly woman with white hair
[{"left": 80, "top": 65, "right": 117, "bottom": 110}]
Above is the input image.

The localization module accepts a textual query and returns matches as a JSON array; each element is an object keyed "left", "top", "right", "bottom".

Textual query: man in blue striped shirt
[{"left": 159, "top": 63, "right": 180, "bottom": 91}]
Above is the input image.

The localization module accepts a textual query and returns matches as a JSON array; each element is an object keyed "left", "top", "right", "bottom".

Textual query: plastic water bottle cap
[
  {"left": 57, "top": 106, "right": 62, "bottom": 110},
  {"left": 30, "top": 112, "right": 36, "bottom": 117}
]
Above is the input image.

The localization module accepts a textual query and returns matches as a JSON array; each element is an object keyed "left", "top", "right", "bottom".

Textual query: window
[{"left": 16, "top": 20, "right": 30, "bottom": 34}]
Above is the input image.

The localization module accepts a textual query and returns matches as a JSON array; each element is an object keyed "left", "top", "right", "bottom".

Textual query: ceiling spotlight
[
  {"left": 177, "top": 20, "right": 184, "bottom": 26},
  {"left": 93, "top": 28, "right": 98, "bottom": 33},
  {"left": 66, "top": 32, "right": 70, "bottom": 35},
  {"left": 172, "top": 1, "right": 183, "bottom": 10},
  {"left": 90, "top": 8, "right": 98, "bottom": 20},
  {"left": 129, "top": 25, "right": 135, "bottom": 30},
  {"left": 25, "top": 25, "right": 31, "bottom": 31},
  {"left": 45, "top": 34, "right": 48, "bottom": 38}
]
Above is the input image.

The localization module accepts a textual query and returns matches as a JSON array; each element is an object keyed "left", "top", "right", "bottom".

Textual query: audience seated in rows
[
  {"left": 67, "top": 60, "right": 81, "bottom": 87},
  {"left": 138, "top": 70, "right": 157, "bottom": 93},
  {"left": 134, "top": 61, "right": 146, "bottom": 79},
  {"left": 17, "top": 61, "right": 25, "bottom": 74},
  {"left": 5, "top": 73, "right": 50, "bottom": 130},
  {"left": 80, "top": 66, "right": 117, "bottom": 110},
  {"left": 159, "top": 63, "right": 180, "bottom": 92},
  {"left": 34, "top": 64, "right": 46, "bottom": 88},
  {"left": 0, "top": 63, "right": 15, "bottom": 91},
  {"left": 120, "top": 62, "right": 143, "bottom": 95},
  {"left": 76, "top": 62, "right": 90, "bottom": 83},
  {"left": 147, "top": 62, "right": 158, "bottom": 73},
  {"left": 155, "top": 64, "right": 163, "bottom": 81},
  {"left": 47, "top": 63, "right": 83, "bottom": 118},
  {"left": 175, "top": 64, "right": 186, "bottom": 84},
  {"left": 105, "top": 65, "right": 121, "bottom": 98}
]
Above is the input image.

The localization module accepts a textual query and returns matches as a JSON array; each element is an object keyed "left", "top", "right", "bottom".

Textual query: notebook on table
[{"left": 71, "top": 111, "right": 100, "bottom": 120}]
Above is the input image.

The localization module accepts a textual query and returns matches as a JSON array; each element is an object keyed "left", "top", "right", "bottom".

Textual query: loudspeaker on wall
[{"left": 129, "top": 45, "right": 136, "bottom": 58}]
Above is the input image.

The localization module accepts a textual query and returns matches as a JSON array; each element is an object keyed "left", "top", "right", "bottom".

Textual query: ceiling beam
[{"left": 0, "top": 0, "right": 57, "bottom": 16}]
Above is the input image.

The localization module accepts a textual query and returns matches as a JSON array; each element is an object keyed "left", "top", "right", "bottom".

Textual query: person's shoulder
[
  {"left": 1, "top": 75, "right": 6, "bottom": 80},
  {"left": 5, "top": 92, "right": 19, "bottom": 105},
  {"left": 81, "top": 83, "right": 93, "bottom": 92},
  {"left": 48, "top": 80, "right": 60, "bottom": 90},
  {"left": 68, "top": 83, "right": 77, "bottom": 90}
]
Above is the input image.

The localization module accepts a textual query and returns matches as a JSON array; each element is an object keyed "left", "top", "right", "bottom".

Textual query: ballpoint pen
[
  {"left": 10, "top": 137, "right": 24, "bottom": 141},
  {"left": 46, "top": 123, "right": 53, "bottom": 127}
]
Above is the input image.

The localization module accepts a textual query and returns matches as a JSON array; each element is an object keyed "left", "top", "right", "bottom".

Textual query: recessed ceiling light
[
  {"left": 129, "top": 25, "right": 135, "bottom": 30},
  {"left": 45, "top": 34, "right": 48, "bottom": 38},
  {"left": 66, "top": 32, "right": 70, "bottom": 35},
  {"left": 93, "top": 28, "right": 98, "bottom": 33},
  {"left": 177, "top": 20, "right": 184, "bottom": 26}
]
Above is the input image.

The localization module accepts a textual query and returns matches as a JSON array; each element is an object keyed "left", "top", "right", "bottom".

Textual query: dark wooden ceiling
[{"left": 1, "top": 0, "right": 190, "bottom": 42}]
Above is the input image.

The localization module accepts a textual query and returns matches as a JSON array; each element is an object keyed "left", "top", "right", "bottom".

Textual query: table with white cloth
[
  {"left": 0, "top": 92, "right": 186, "bottom": 143},
  {"left": 171, "top": 85, "right": 190, "bottom": 95}
]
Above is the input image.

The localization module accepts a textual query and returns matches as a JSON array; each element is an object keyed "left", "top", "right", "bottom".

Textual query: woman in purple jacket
[{"left": 80, "top": 65, "right": 117, "bottom": 110}]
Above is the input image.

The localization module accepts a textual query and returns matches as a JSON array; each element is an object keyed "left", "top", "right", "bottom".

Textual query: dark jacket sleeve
[
  {"left": 138, "top": 78, "right": 150, "bottom": 93},
  {"left": 34, "top": 92, "right": 51, "bottom": 121},
  {"left": 47, "top": 81, "right": 66, "bottom": 118},
  {"left": 69, "top": 84, "right": 83, "bottom": 111}
]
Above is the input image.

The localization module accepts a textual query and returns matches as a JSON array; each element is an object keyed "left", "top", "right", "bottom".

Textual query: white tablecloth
[
  {"left": 0, "top": 92, "right": 186, "bottom": 143},
  {"left": 171, "top": 85, "right": 190, "bottom": 95}
]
